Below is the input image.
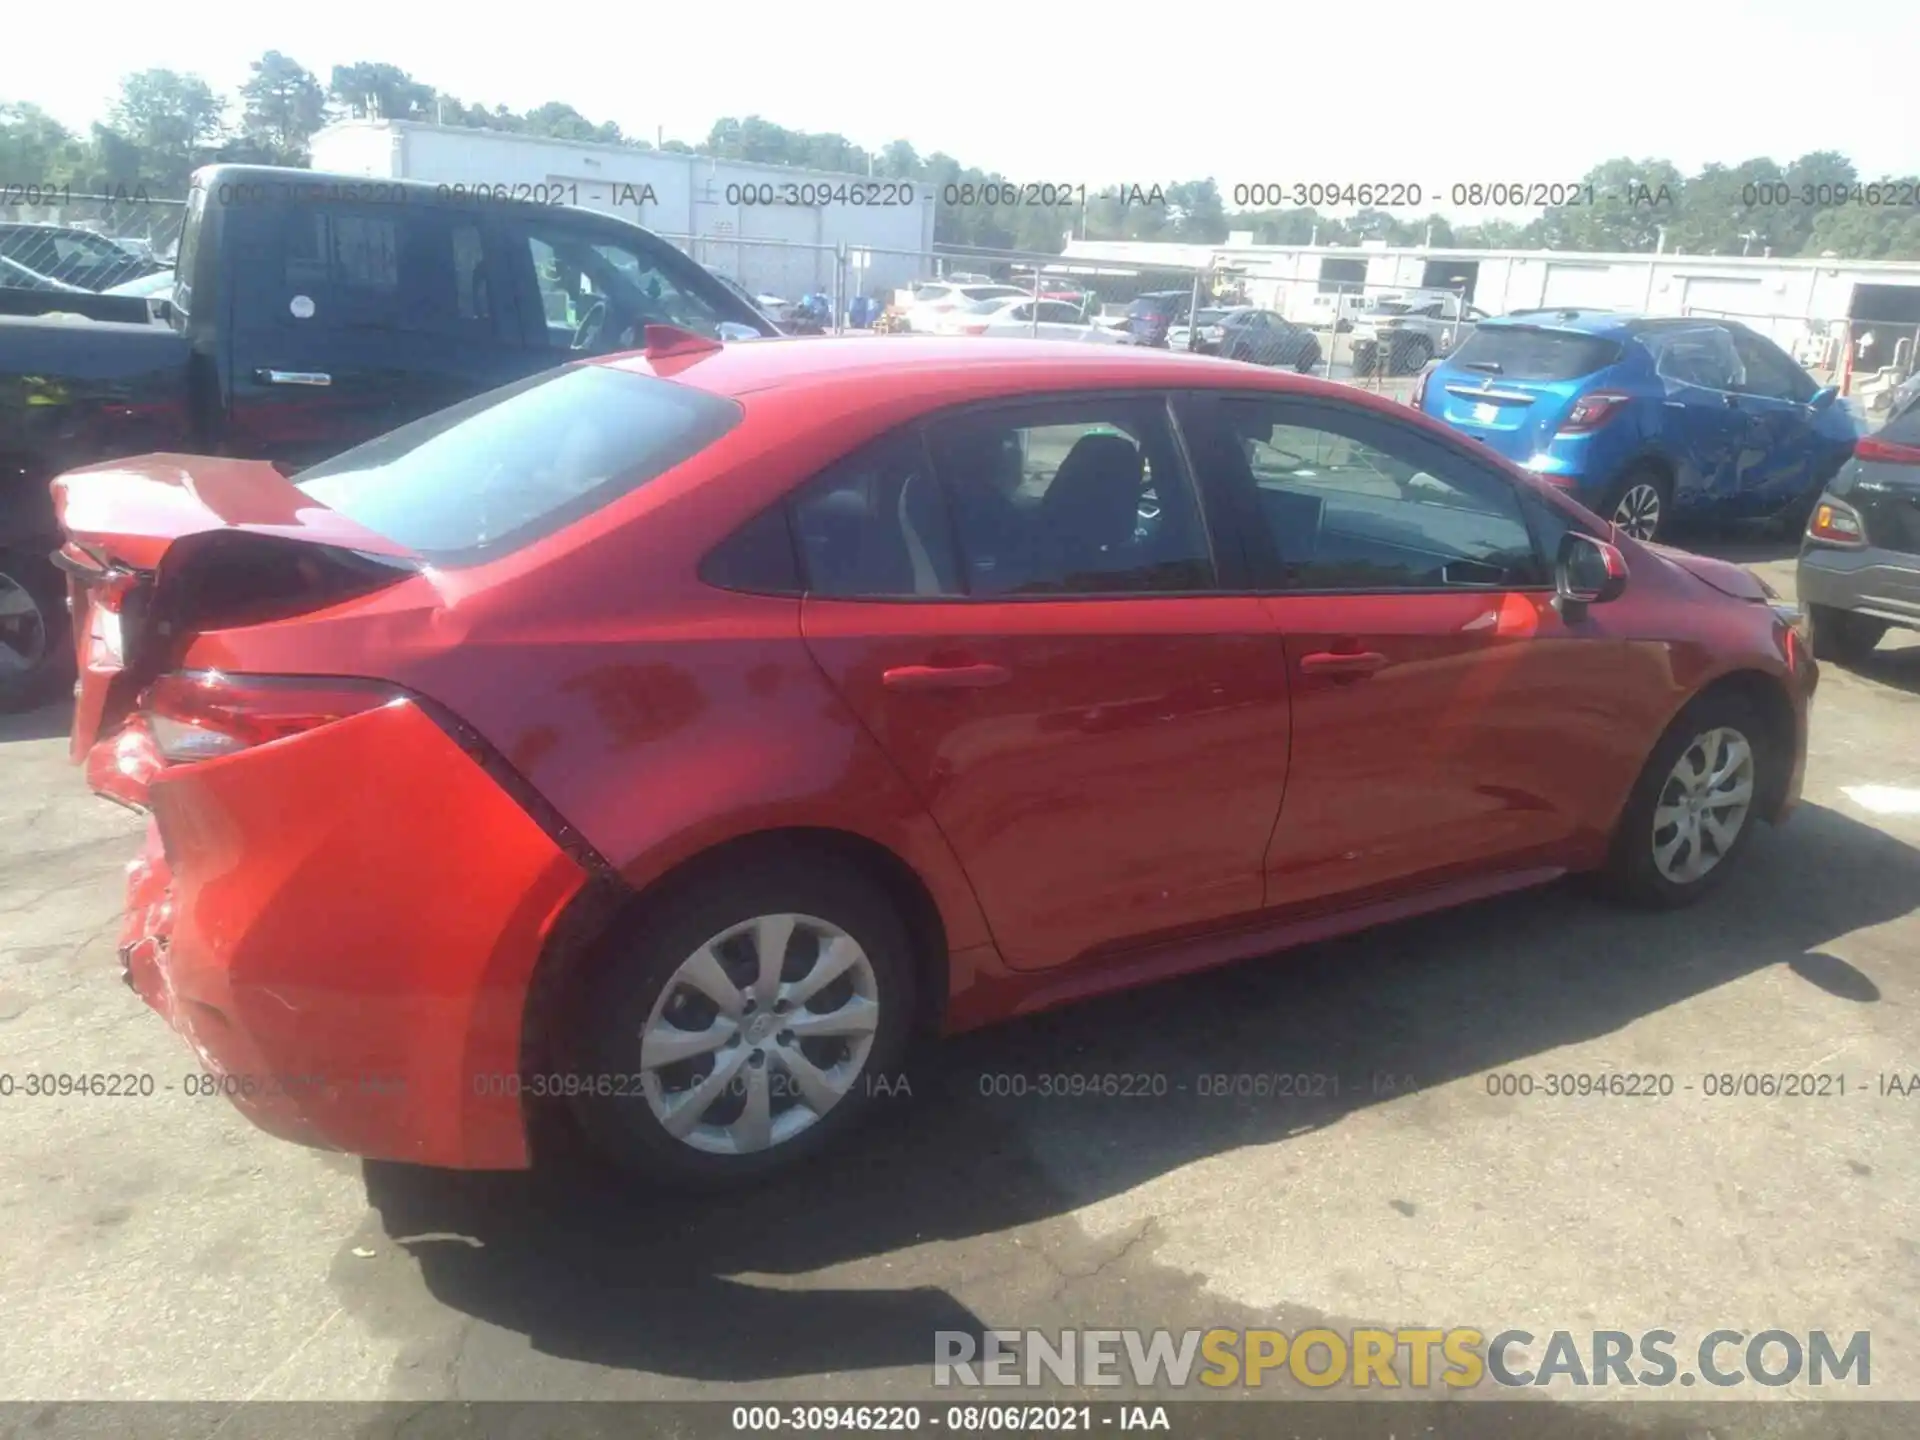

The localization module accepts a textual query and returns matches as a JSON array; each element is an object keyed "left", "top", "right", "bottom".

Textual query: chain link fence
[
  {"left": 1680, "top": 306, "right": 1920, "bottom": 417},
  {"left": 0, "top": 193, "right": 185, "bottom": 293}
]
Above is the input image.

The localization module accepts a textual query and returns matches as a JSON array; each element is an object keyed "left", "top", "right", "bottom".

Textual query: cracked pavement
[{"left": 1, "top": 546, "right": 1918, "bottom": 1428}]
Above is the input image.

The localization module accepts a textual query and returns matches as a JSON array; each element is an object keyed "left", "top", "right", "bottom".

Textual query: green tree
[
  {"left": 109, "top": 70, "right": 227, "bottom": 191},
  {"left": 0, "top": 103, "right": 84, "bottom": 183},
  {"left": 328, "top": 62, "right": 435, "bottom": 121},
  {"left": 239, "top": 50, "right": 325, "bottom": 161},
  {"left": 1533, "top": 158, "right": 1684, "bottom": 252}
]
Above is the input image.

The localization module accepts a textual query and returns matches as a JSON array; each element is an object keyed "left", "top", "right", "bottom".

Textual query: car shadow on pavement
[
  {"left": 355, "top": 801, "right": 1917, "bottom": 1388},
  {"left": 0, "top": 698, "right": 74, "bottom": 744}
]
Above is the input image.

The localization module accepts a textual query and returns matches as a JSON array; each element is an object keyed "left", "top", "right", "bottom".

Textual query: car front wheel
[
  {"left": 566, "top": 856, "right": 917, "bottom": 1188},
  {"left": 1599, "top": 693, "right": 1772, "bottom": 908}
]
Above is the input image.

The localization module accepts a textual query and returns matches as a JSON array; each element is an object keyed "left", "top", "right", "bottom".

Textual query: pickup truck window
[
  {"left": 514, "top": 222, "right": 730, "bottom": 353},
  {"left": 172, "top": 186, "right": 208, "bottom": 318},
  {"left": 242, "top": 203, "right": 495, "bottom": 338},
  {"left": 295, "top": 362, "right": 743, "bottom": 564}
]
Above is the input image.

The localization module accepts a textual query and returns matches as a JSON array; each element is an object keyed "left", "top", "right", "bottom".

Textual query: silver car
[{"left": 1797, "top": 382, "right": 1920, "bottom": 663}]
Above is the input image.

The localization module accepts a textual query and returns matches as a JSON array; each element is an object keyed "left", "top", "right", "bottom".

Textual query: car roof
[
  {"left": 1478, "top": 308, "right": 1643, "bottom": 336},
  {"left": 603, "top": 335, "right": 1369, "bottom": 407}
]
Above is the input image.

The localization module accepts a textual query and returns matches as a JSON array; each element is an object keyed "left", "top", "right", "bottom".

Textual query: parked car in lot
[
  {"left": 0, "top": 253, "right": 88, "bottom": 293},
  {"left": 0, "top": 222, "right": 164, "bottom": 292},
  {"left": 1170, "top": 307, "right": 1321, "bottom": 371},
  {"left": 1123, "top": 290, "right": 1200, "bottom": 347},
  {"left": 902, "top": 282, "right": 1029, "bottom": 332},
  {"left": 103, "top": 270, "right": 177, "bottom": 300},
  {"left": 1797, "top": 383, "right": 1920, "bottom": 663},
  {"left": 60, "top": 334, "right": 1815, "bottom": 1186},
  {"left": 1352, "top": 291, "right": 1489, "bottom": 375},
  {"left": 1416, "top": 311, "right": 1862, "bottom": 542},
  {"left": 0, "top": 163, "right": 777, "bottom": 712},
  {"left": 944, "top": 295, "right": 1119, "bottom": 343}
]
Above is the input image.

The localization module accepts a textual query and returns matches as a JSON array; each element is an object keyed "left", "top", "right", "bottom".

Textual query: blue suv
[{"left": 1415, "top": 310, "right": 1862, "bottom": 541}]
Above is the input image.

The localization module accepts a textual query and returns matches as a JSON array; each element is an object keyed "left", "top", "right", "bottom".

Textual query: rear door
[
  {"left": 225, "top": 199, "right": 532, "bottom": 469},
  {"left": 1179, "top": 391, "right": 1640, "bottom": 909},
  {"left": 1428, "top": 325, "right": 1627, "bottom": 465},
  {"left": 796, "top": 394, "right": 1292, "bottom": 973}
]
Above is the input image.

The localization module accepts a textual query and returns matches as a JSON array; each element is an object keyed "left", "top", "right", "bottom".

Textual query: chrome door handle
[{"left": 255, "top": 369, "right": 331, "bottom": 386}]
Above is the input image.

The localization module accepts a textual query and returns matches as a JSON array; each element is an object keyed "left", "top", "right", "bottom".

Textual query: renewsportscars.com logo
[{"left": 933, "top": 1328, "right": 1871, "bottom": 1390}]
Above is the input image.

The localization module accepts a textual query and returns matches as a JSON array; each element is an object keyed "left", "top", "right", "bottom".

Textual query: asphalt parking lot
[{"left": 2, "top": 542, "right": 1917, "bottom": 1430}]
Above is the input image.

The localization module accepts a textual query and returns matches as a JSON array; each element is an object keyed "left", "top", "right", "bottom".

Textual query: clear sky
[{"left": 11, "top": 0, "right": 1918, "bottom": 197}]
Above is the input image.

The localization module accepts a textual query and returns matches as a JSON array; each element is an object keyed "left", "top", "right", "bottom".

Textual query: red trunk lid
[{"left": 51, "top": 453, "right": 419, "bottom": 764}]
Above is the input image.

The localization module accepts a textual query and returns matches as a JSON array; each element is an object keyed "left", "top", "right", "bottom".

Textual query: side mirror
[
  {"left": 1556, "top": 531, "right": 1628, "bottom": 612},
  {"left": 716, "top": 322, "right": 762, "bottom": 342},
  {"left": 1809, "top": 386, "right": 1838, "bottom": 411}
]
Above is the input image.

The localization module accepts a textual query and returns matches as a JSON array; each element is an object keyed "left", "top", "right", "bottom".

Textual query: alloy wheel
[
  {"left": 0, "top": 567, "right": 50, "bottom": 680},
  {"left": 1650, "top": 727, "right": 1755, "bottom": 884},
  {"left": 1612, "top": 482, "right": 1663, "bottom": 541},
  {"left": 638, "top": 913, "right": 879, "bottom": 1155}
]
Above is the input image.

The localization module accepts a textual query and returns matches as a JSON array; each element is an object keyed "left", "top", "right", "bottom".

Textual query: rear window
[
  {"left": 1194, "top": 309, "right": 1229, "bottom": 324},
  {"left": 1129, "top": 295, "right": 1178, "bottom": 316},
  {"left": 295, "top": 364, "right": 742, "bottom": 565},
  {"left": 1450, "top": 326, "right": 1622, "bottom": 381}
]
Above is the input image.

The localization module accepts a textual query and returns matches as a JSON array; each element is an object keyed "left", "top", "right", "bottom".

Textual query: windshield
[
  {"left": 1374, "top": 302, "right": 1414, "bottom": 315},
  {"left": 962, "top": 296, "right": 1019, "bottom": 315},
  {"left": 1129, "top": 295, "right": 1179, "bottom": 316},
  {"left": 296, "top": 364, "right": 741, "bottom": 565},
  {"left": 1450, "top": 327, "right": 1623, "bottom": 380}
]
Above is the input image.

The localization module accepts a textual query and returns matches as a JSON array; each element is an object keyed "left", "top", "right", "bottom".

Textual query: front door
[
  {"left": 1177, "top": 391, "right": 1639, "bottom": 910},
  {"left": 794, "top": 397, "right": 1293, "bottom": 972}
]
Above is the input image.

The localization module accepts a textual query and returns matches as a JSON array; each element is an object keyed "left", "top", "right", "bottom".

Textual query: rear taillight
[
  {"left": 1806, "top": 498, "right": 1867, "bottom": 546},
  {"left": 1557, "top": 392, "right": 1630, "bottom": 434},
  {"left": 961, "top": 324, "right": 989, "bottom": 336},
  {"left": 1854, "top": 434, "right": 1920, "bottom": 465},
  {"left": 143, "top": 671, "right": 403, "bottom": 764}
]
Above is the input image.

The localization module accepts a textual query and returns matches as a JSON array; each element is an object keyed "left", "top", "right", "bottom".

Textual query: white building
[
  {"left": 310, "top": 120, "right": 938, "bottom": 301},
  {"left": 1063, "top": 236, "right": 1920, "bottom": 374}
]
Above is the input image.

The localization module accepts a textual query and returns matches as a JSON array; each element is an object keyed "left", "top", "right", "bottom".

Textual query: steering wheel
[{"left": 569, "top": 298, "right": 609, "bottom": 351}]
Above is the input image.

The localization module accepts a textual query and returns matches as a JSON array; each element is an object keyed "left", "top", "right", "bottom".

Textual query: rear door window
[
  {"left": 295, "top": 364, "right": 742, "bottom": 564},
  {"left": 1652, "top": 328, "right": 1743, "bottom": 391},
  {"left": 1450, "top": 326, "right": 1623, "bottom": 380},
  {"left": 925, "top": 400, "right": 1215, "bottom": 596}
]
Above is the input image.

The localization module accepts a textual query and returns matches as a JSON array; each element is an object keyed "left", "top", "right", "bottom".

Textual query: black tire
[
  {"left": 1597, "top": 691, "right": 1774, "bottom": 910},
  {"left": 0, "top": 549, "right": 73, "bottom": 715},
  {"left": 1295, "top": 345, "right": 1321, "bottom": 373},
  {"left": 1393, "top": 335, "right": 1433, "bottom": 375},
  {"left": 1597, "top": 464, "right": 1672, "bottom": 543},
  {"left": 564, "top": 854, "right": 918, "bottom": 1190},
  {"left": 1806, "top": 604, "right": 1887, "bottom": 666}
]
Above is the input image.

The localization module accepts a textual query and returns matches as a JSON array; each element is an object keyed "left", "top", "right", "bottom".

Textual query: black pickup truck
[{"left": 0, "top": 163, "right": 778, "bottom": 710}]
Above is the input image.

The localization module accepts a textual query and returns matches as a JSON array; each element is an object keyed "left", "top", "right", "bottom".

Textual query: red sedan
[{"left": 56, "top": 332, "right": 1815, "bottom": 1186}]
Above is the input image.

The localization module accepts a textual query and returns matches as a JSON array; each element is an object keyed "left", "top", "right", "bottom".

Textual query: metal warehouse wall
[{"left": 310, "top": 121, "right": 938, "bottom": 297}]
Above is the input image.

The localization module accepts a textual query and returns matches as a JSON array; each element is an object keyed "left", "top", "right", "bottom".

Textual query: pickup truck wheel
[
  {"left": 0, "top": 552, "right": 71, "bottom": 714},
  {"left": 1394, "top": 335, "right": 1433, "bottom": 374}
]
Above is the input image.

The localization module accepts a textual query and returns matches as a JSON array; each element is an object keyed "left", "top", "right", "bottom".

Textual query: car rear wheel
[
  {"left": 1295, "top": 346, "right": 1320, "bottom": 373},
  {"left": 1394, "top": 335, "right": 1433, "bottom": 374},
  {"left": 0, "top": 551, "right": 73, "bottom": 715},
  {"left": 1806, "top": 605, "right": 1887, "bottom": 666},
  {"left": 1600, "top": 466, "right": 1670, "bottom": 543},
  {"left": 1598, "top": 693, "right": 1771, "bottom": 909},
  {"left": 566, "top": 856, "right": 917, "bottom": 1188}
]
